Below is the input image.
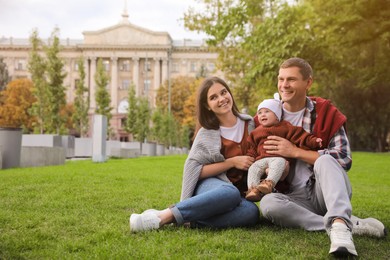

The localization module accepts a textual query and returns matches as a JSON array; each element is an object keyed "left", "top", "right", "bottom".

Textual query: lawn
[{"left": 0, "top": 152, "right": 389, "bottom": 259}]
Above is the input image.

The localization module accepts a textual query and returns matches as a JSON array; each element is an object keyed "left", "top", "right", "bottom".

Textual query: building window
[
  {"left": 121, "top": 60, "right": 131, "bottom": 71},
  {"left": 103, "top": 60, "right": 110, "bottom": 71},
  {"left": 15, "top": 59, "right": 26, "bottom": 71},
  {"left": 118, "top": 100, "right": 129, "bottom": 114},
  {"left": 144, "top": 79, "right": 151, "bottom": 92},
  {"left": 190, "top": 61, "right": 197, "bottom": 72},
  {"left": 208, "top": 62, "right": 215, "bottom": 72},
  {"left": 121, "top": 79, "right": 130, "bottom": 90},
  {"left": 144, "top": 60, "right": 151, "bottom": 72},
  {"left": 74, "top": 62, "right": 79, "bottom": 71},
  {"left": 74, "top": 79, "right": 79, "bottom": 90},
  {"left": 172, "top": 62, "right": 179, "bottom": 72}
]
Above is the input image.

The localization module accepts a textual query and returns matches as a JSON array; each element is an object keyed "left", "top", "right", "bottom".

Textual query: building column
[
  {"left": 110, "top": 56, "right": 118, "bottom": 113},
  {"left": 132, "top": 57, "right": 139, "bottom": 97},
  {"left": 162, "top": 58, "right": 168, "bottom": 84},
  {"left": 89, "top": 57, "right": 97, "bottom": 111},
  {"left": 84, "top": 58, "right": 89, "bottom": 99},
  {"left": 66, "top": 59, "right": 72, "bottom": 101},
  {"left": 153, "top": 57, "right": 161, "bottom": 91}
]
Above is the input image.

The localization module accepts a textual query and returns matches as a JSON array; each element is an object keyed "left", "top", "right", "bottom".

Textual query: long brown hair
[{"left": 196, "top": 76, "right": 241, "bottom": 131}]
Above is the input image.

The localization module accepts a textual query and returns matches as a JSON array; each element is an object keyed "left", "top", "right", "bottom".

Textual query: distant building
[{"left": 0, "top": 8, "right": 221, "bottom": 140}]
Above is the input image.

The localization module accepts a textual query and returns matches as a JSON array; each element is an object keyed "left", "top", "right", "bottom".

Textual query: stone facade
[{"left": 0, "top": 13, "right": 221, "bottom": 141}]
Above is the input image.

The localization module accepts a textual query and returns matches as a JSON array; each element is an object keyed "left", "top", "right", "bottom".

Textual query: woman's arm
[{"left": 199, "top": 155, "right": 255, "bottom": 179}]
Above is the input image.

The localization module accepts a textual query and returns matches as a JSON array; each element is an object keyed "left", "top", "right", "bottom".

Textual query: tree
[
  {"left": 151, "top": 110, "right": 164, "bottom": 143},
  {"left": 45, "top": 27, "right": 67, "bottom": 134},
  {"left": 124, "top": 83, "right": 137, "bottom": 136},
  {"left": 28, "top": 28, "right": 48, "bottom": 134},
  {"left": 156, "top": 76, "right": 198, "bottom": 126},
  {"left": 0, "top": 79, "right": 36, "bottom": 131},
  {"left": 305, "top": 0, "right": 390, "bottom": 151},
  {"left": 0, "top": 57, "right": 10, "bottom": 91},
  {"left": 73, "top": 57, "right": 89, "bottom": 137},
  {"left": 94, "top": 58, "right": 112, "bottom": 136},
  {"left": 134, "top": 97, "right": 150, "bottom": 143},
  {"left": 184, "top": 0, "right": 390, "bottom": 151}
]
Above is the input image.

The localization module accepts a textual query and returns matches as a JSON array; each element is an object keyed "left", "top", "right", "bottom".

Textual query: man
[{"left": 260, "top": 57, "right": 387, "bottom": 257}]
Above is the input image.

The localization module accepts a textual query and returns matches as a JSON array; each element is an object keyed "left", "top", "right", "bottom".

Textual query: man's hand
[
  {"left": 265, "top": 135, "right": 320, "bottom": 165},
  {"left": 264, "top": 135, "right": 298, "bottom": 158}
]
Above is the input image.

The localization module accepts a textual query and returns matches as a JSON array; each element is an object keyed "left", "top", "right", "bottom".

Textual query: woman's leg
[
  {"left": 171, "top": 177, "right": 259, "bottom": 228},
  {"left": 193, "top": 197, "right": 259, "bottom": 228}
]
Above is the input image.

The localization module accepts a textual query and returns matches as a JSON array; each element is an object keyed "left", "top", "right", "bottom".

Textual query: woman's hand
[
  {"left": 226, "top": 155, "right": 255, "bottom": 171},
  {"left": 200, "top": 156, "right": 254, "bottom": 179}
]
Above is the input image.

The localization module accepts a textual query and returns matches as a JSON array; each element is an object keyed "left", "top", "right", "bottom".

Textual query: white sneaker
[
  {"left": 329, "top": 222, "right": 358, "bottom": 256},
  {"left": 129, "top": 211, "right": 161, "bottom": 233},
  {"left": 351, "top": 215, "right": 387, "bottom": 238}
]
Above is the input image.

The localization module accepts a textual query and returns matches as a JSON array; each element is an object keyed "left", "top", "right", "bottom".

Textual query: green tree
[
  {"left": 28, "top": 28, "right": 48, "bottom": 134},
  {"left": 161, "top": 112, "right": 178, "bottom": 147},
  {"left": 45, "top": 27, "right": 67, "bottom": 134},
  {"left": 94, "top": 58, "right": 112, "bottom": 137},
  {"left": 184, "top": 0, "right": 390, "bottom": 151},
  {"left": 73, "top": 57, "right": 89, "bottom": 137},
  {"left": 134, "top": 97, "right": 150, "bottom": 143},
  {"left": 151, "top": 110, "right": 163, "bottom": 143},
  {"left": 305, "top": 0, "right": 390, "bottom": 151},
  {"left": 124, "top": 83, "right": 137, "bottom": 136},
  {"left": 0, "top": 57, "right": 9, "bottom": 91}
]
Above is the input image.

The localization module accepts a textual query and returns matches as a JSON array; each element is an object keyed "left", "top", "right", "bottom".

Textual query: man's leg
[
  {"left": 260, "top": 188, "right": 324, "bottom": 231},
  {"left": 311, "top": 155, "right": 357, "bottom": 256}
]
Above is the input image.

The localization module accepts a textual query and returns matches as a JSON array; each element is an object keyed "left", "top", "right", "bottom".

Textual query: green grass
[{"left": 0, "top": 153, "right": 389, "bottom": 259}]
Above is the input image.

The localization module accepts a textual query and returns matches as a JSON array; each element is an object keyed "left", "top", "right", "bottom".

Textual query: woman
[{"left": 130, "top": 76, "right": 259, "bottom": 232}]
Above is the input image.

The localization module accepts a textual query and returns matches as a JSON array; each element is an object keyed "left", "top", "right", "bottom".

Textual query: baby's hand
[{"left": 316, "top": 138, "right": 323, "bottom": 148}]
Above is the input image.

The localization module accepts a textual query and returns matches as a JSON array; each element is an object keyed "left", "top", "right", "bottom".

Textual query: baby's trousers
[{"left": 247, "top": 157, "right": 286, "bottom": 188}]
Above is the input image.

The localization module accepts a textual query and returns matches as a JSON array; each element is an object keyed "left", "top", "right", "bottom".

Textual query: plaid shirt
[{"left": 303, "top": 97, "right": 352, "bottom": 171}]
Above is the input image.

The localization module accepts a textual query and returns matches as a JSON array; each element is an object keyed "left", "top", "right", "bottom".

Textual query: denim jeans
[{"left": 171, "top": 177, "right": 259, "bottom": 228}]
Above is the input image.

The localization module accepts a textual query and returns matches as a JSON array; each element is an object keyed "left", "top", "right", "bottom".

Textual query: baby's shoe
[{"left": 257, "top": 180, "right": 275, "bottom": 194}]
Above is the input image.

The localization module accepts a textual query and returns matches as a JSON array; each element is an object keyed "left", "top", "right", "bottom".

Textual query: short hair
[
  {"left": 280, "top": 57, "right": 313, "bottom": 80},
  {"left": 196, "top": 76, "right": 241, "bottom": 130}
]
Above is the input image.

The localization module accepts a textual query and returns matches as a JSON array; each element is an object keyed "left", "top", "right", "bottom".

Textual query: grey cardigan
[{"left": 180, "top": 114, "right": 255, "bottom": 201}]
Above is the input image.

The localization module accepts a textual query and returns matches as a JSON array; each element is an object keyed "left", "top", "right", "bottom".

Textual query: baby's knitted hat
[{"left": 257, "top": 99, "right": 283, "bottom": 121}]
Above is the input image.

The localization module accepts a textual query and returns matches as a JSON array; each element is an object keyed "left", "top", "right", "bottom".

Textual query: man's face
[{"left": 277, "top": 66, "right": 312, "bottom": 106}]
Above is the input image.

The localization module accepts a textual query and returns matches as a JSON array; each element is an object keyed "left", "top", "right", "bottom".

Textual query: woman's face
[{"left": 206, "top": 82, "right": 233, "bottom": 116}]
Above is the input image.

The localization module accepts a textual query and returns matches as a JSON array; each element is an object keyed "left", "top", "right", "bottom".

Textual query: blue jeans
[{"left": 171, "top": 177, "right": 259, "bottom": 228}]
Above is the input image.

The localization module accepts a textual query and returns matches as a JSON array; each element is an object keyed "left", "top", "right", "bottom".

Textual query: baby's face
[{"left": 257, "top": 108, "right": 279, "bottom": 127}]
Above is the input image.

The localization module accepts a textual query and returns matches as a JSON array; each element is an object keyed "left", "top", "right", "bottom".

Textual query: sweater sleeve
[
  {"left": 180, "top": 128, "right": 229, "bottom": 201},
  {"left": 284, "top": 121, "right": 321, "bottom": 150}
]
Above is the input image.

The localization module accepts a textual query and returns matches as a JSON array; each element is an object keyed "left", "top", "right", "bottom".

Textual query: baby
[{"left": 246, "top": 99, "right": 322, "bottom": 201}]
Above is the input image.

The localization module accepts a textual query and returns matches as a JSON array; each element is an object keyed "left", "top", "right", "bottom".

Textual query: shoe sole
[
  {"left": 129, "top": 214, "right": 140, "bottom": 232},
  {"left": 330, "top": 246, "right": 358, "bottom": 257}
]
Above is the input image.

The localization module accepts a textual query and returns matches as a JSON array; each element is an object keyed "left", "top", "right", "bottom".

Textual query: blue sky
[{"left": 0, "top": 0, "right": 207, "bottom": 40}]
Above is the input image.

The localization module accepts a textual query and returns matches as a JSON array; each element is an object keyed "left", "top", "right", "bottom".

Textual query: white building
[{"left": 0, "top": 9, "right": 221, "bottom": 141}]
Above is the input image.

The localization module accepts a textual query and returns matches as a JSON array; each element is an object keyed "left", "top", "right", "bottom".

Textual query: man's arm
[
  {"left": 264, "top": 126, "right": 351, "bottom": 170},
  {"left": 318, "top": 126, "right": 352, "bottom": 171},
  {"left": 264, "top": 136, "right": 319, "bottom": 165}
]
